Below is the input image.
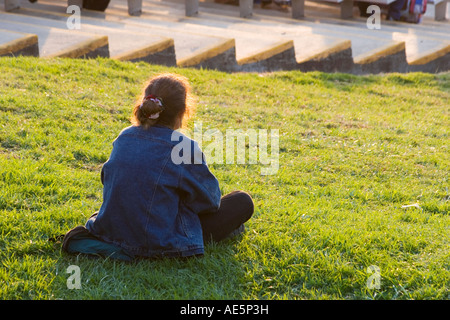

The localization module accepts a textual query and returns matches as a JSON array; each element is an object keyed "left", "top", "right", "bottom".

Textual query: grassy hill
[{"left": 0, "top": 57, "right": 448, "bottom": 300}]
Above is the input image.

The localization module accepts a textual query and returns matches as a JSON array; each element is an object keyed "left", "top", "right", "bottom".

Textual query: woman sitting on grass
[{"left": 62, "top": 73, "right": 254, "bottom": 261}]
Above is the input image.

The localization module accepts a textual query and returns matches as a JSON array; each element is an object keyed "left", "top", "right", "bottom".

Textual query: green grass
[{"left": 0, "top": 57, "right": 448, "bottom": 300}]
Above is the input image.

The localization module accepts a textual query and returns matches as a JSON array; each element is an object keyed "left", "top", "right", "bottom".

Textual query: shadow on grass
[{"left": 50, "top": 239, "right": 247, "bottom": 300}]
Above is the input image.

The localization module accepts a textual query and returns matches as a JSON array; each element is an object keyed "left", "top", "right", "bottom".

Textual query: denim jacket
[{"left": 85, "top": 125, "right": 221, "bottom": 258}]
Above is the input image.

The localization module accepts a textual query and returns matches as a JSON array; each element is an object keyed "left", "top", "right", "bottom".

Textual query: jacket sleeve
[{"left": 179, "top": 141, "right": 221, "bottom": 215}]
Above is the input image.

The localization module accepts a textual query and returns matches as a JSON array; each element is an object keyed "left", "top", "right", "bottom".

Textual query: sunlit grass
[{"left": 0, "top": 57, "right": 448, "bottom": 299}]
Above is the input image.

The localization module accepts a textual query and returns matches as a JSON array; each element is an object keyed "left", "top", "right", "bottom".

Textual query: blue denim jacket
[{"left": 85, "top": 125, "right": 221, "bottom": 258}]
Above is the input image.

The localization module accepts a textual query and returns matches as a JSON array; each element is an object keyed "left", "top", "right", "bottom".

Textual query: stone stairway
[
  {"left": 1, "top": 0, "right": 449, "bottom": 73},
  {"left": 0, "top": 10, "right": 176, "bottom": 62}
]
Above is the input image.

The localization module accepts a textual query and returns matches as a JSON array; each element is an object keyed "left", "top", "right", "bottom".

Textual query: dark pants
[
  {"left": 389, "top": 0, "right": 407, "bottom": 20},
  {"left": 200, "top": 191, "right": 254, "bottom": 243}
]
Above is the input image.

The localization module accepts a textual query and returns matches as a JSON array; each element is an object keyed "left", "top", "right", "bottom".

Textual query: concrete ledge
[
  {"left": 45, "top": 35, "right": 109, "bottom": 59},
  {"left": 354, "top": 41, "right": 405, "bottom": 65},
  {"left": 237, "top": 40, "right": 294, "bottom": 65},
  {"left": 408, "top": 43, "right": 450, "bottom": 73},
  {"left": 6, "top": 0, "right": 450, "bottom": 74},
  {"left": 0, "top": 31, "right": 39, "bottom": 57},
  {"left": 408, "top": 52, "right": 450, "bottom": 73},
  {"left": 301, "top": 40, "right": 352, "bottom": 61},
  {"left": 408, "top": 43, "right": 450, "bottom": 66},
  {"left": 113, "top": 38, "right": 176, "bottom": 66},
  {"left": 297, "top": 40, "right": 354, "bottom": 72},
  {"left": 177, "top": 38, "right": 236, "bottom": 70},
  {"left": 0, "top": 8, "right": 175, "bottom": 64},
  {"left": 353, "top": 41, "right": 407, "bottom": 74},
  {"left": 237, "top": 40, "right": 297, "bottom": 72}
]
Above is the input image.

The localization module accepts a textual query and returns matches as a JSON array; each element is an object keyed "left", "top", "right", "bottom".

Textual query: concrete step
[
  {"left": 2, "top": 0, "right": 448, "bottom": 73},
  {"left": 152, "top": 0, "right": 449, "bottom": 73},
  {"left": 257, "top": 2, "right": 450, "bottom": 56},
  {"left": 14, "top": 0, "right": 239, "bottom": 69},
  {"left": 0, "top": 9, "right": 176, "bottom": 65},
  {"left": 100, "top": 7, "right": 311, "bottom": 71},
  {"left": 145, "top": 2, "right": 405, "bottom": 72},
  {"left": 11, "top": 0, "right": 352, "bottom": 72},
  {"left": 0, "top": 12, "right": 109, "bottom": 58},
  {"left": 301, "top": 11, "right": 450, "bottom": 72},
  {"left": 0, "top": 29, "right": 39, "bottom": 57},
  {"left": 239, "top": 0, "right": 450, "bottom": 72},
  {"left": 110, "top": 0, "right": 350, "bottom": 59},
  {"left": 105, "top": 0, "right": 405, "bottom": 73},
  {"left": 79, "top": 0, "right": 355, "bottom": 72}
]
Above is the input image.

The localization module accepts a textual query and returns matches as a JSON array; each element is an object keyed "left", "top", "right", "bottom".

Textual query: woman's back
[{"left": 86, "top": 125, "right": 221, "bottom": 257}]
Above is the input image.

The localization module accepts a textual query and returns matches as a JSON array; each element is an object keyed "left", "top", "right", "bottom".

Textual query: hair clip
[
  {"left": 140, "top": 94, "right": 164, "bottom": 119},
  {"left": 144, "top": 95, "right": 163, "bottom": 107}
]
